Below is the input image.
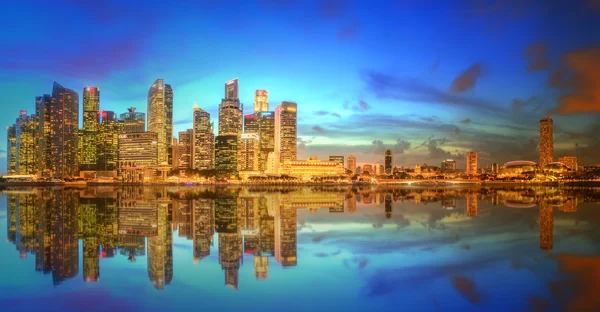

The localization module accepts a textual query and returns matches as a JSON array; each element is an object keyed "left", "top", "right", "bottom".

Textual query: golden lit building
[
  {"left": 347, "top": 155, "right": 357, "bottom": 174},
  {"left": 275, "top": 203, "right": 297, "bottom": 267},
  {"left": 254, "top": 89, "right": 269, "bottom": 113},
  {"left": 215, "top": 135, "right": 238, "bottom": 172},
  {"left": 279, "top": 156, "right": 346, "bottom": 180},
  {"left": 97, "top": 111, "right": 119, "bottom": 171},
  {"left": 238, "top": 133, "right": 260, "bottom": 172},
  {"left": 120, "top": 107, "right": 145, "bottom": 133},
  {"left": 558, "top": 156, "right": 578, "bottom": 171},
  {"left": 441, "top": 159, "right": 457, "bottom": 172},
  {"left": 275, "top": 101, "right": 297, "bottom": 163},
  {"left": 384, "top": 150, "right": 394, "bottom": 174},
  {"left": 363, "top": 164, "right": 373, "bottom": 174},
  {"left": 539, "top": 201, "right": 553, "bottom": 251},
  {"left": 254, "top": 255, "right": 269, "bottom": 280},
  {"left": 540, "top": 117, "right": 553, "bottom": 168},
  {"left": 219, "top": 79, "right": 243, "bottom": 136},
  {"left": 6, "top": 125, "right": 17, "bottom": 174},
  {"left": 118, "top": 132, "right": 158, "bottom": 183},
  {"left": 176, "top": 129, "right": 193, "bottom": 170},
  {"left": 329, "top": 156, "right": 344, "bottom": 167},
  {"left": 258, "top": 112, "right": 275, "bottom": 171},
  {"left": 80, "top": 87, "right": 100, "bottom": 171},
  {"left": 147, "top": 79, "right": 173, "bottom": 165},
  {"left": 193, "top": 101, "right": 214, "bottom": 169},
  {"left": 466, "top": 152, "right": 478, "bottom": 175},
  {"left": 466, "top": 193, "right": 478, "bottom": 217},
  {"left": 15, "top": 111, "right": 38, "bottom": 174}
]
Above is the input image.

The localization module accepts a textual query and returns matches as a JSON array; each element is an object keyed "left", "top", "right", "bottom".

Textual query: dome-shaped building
[{"left": 497, "top": 161, "right": 543, "bottom": 179}]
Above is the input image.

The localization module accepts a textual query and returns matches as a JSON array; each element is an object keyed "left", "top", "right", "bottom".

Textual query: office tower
[
  {"left": 219, "top": 79, "right": 243, "bottom": 136},
  {"left": 558, "top": 156, "right": 578, "bottom": 171},
  {"left": 466, "top": 193, "right": 478, "bottom": 217},
  {"left": 120, "top": 107, "right": 145, "bottom": 133},
  {"left": 384, "top": 150, "right": 393, "bottom": 174},
  {"left": 254, "top": 90, "right": 268, "bottom": 113},
  {"left": 539, "top": 201, "right": 553, "bottom": 251},
  {"left": 14, "top": 111, "right": 38, "bottom": 174},
  {"left": 491, "top": 163, "right": 499, "bottom": 174},
  {"left": 258, "top": 112, "right": 275, "bottom": 171},
  {"left": 414, "top": 164, "right": 421, "bottom": 174},
  {"left": 540, "top": 117, "right": 553, "bottom": 168},
  {"left": 274, "top": 101, "right": 297, "bottom": 163},
  {"left": 97, "top": 111, "right": 119, "bottom": 171},
  {"left": 441, "top": 159, "right": 457, "bottom": 172},
  {"left": 244, "top": 114, "right": 260, "bottom": 134},
  {"left": 147, "top": 79, "right": 173, "bottom": 165},
  {"left": 177, "top": 130, "right": 193, "bottom": 170},
  {"left": 80, "top": 86, "right": 100, "bottom": 171},
  {"left": 215, "top": 135, "right": 238, "bottom": 172},
  {"left": 329, "top": 156, "right": 344, "bottom": 167},
  {"left": 118, "top": 132, "right": 158, "bottom": 182},
  {"left": 192, "top": 102, "right": 215, "bottom": 169},
  {"left": 6, "top": 125, "right": 17, "bottom": 174},
  {"left": 363, "top": 164, "right": 373, "bottom": 174},
  {"left": 238, "top": 134, "right": 260, "bottom": 171},
  {"left": 347, "top": 155, "right": 357, "bottom": 174},
  {"left": 275, "top": 203, "right": 297, "bottom": 267},
  {"left": 466, "top": 152, "right": 478, "bottom": 175},
  {"left": 39, "top": 82, "right": 79, "bottom": 178}
]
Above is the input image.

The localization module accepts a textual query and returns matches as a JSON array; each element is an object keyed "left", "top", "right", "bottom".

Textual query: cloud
[
  {"left": 365, "top": 138, "right": 411, "bottom": 155},
  {"left": 524, "top": 41, "right": 550, "bottom": 71},
  {"left": 332, "top": 113, "right": 341, "bottom": 118},
  {"left": 343, "top": 100, "right": 350, "bottom": 110},
  {"left": 338, "top": 21, "right": 362, "bottom": 40},
  {"left": 314, "top": 252, "right": 329, "bottom": 258},
  {"left": 321, "top": 0, "right": 344, "bottom": 18},
  {"left": 420, "top": 116, "right": 438, "bottom": 123},
  {"left": 315, "top": 110, "right": 329, "bottom": 116},
  {"left": 461, "top": 118, "right": 472, "bottom": 124},
  {"left": 548, "top": 68, "right": 570, "bottom": 89},
  {"left": 451, "top": 276, "right": 481, "bottom": 305},
  {"left": 424, "top": 137, "right": 454, "bottom": 160},
  {"left": 431, "top": 57, "right": 441, "bottom": 72},
  {"left": 549, "top": 46, "right": 600, "bottom": 114},
  {"left": 511, "top": 96, "right": 537, "bottom": 112},
  {"left": 174, "top": 118, "right": 192, "bottom": 125},
  {"left": 312, "top": 125, "right": 326, "bottom": 134},
  {"left": 454, "top": 127, "right": 461, "bottom": 136},
  {"left": 352, "top": 100, "right": 371, "bottom": 112},
  {"left": 450, "top": 63, "right": 482, "bottom": 92},
  {"left": 393, "top": 138, "right": 411, "bottom": 154}
]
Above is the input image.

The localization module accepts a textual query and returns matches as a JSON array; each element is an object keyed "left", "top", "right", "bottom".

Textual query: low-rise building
[{"left": 279, "top": 156, "right": 345, "bottom": 180}]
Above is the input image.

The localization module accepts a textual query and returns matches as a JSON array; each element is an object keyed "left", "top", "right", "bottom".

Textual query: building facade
[
  {"left": 6, "top": 125, "right": 17, "bottom": 174},
  {"left": 278, "top": 156, "right": 345, "bottom": 180},
  {"left": 466, "top": 152, "right": 478, "bottom": 175},
  {"left": 329, "top": 156, "right": 344, "bottom": 168},
  {"left": 15, "top": 111, "right": 38, "bottom": 174},
  {"left": 540, "top": 117, "right": 553, "bottom": 168},
  {"left": 258, "top": 112, "right": 275, "bottom": 172},
  {"left": 177, "top": 130, "right": 193, "bottom": 170},
  {"left": 118, "top": 132, "right": 158, "bottom": 182},
  {"left": 558, "top": 156, "right": 578, "bottom": 171},
  {"left": 384, "top": 150, "right": 393, "bottom": 174},
  {"left": 80, "top": 87, "right": 100, "bottom": 171},
  {"left": 253, "top": 90, "right": 268, "bottom": 113},
  {"left": 275, "top": 102, "right": 297, "bottom": 163},
  {"left": 97, "top": 111, "right": 119, "bottom": 171},
  {"left": 147, "top": 79, "right": 173, "bottom": 165},
  {"left": 215, "top": 135, "right": 239, "bottom": 172},
  {"left": 238, "top": 134, "right": 260, "bottom": 172},
  {"left": 192, "top": 102, "right": 214, "bottom": 170},
  {"left": 347, "top": 156, "right": 357, "bottom": 174},
  {"left": 441, "top": 159, "right": 457, "bottom": 172},
  {"left": 219, "top": 79, "right": 243, "bottom": 137},
  {"left": 120, "top": 107, "right": 145, "bottom": 133}
]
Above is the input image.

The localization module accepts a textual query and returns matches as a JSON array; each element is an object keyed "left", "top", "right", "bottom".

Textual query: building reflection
[{"left": 2, "top": 186, "right": 591, "bottom": 291}]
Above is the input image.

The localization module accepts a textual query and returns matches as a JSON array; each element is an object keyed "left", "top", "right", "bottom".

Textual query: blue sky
[{"left": 1, "top": 0, "right": 600, "bottom": 171}]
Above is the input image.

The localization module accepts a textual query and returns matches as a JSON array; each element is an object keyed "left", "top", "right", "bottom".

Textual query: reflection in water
[{"left": 2, "top": 185, "right": 598, "bottom": 297}]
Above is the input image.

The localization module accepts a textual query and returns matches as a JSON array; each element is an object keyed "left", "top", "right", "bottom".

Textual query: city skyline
[{"left": 2, "top": 1, "right": 600, "bottom": 170}]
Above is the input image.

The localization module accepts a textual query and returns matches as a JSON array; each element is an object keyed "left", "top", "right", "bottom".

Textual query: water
[{"left": 1, "top": 186, "right": 599, "bottom": 311}]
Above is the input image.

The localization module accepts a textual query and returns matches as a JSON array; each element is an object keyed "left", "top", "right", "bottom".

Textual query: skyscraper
[
  {"left": 36, "top": 94, "right": 52, "bottom": 177},
  {"left": 466, "top": 152, "right": 478, "bottom": 175},
  {"left": 347, "top": 155, "right": 357, "bottom": 174},
  {"left": 97, "top": 111, "right": 119, "bottom": 171},
  {"left": 558, "top": 156, "right": 578, "bottom": 171},
  {"left": 238, "top": 134, "right": 260, "bottom": 172},
  {"left": 147, "top": 79, "right": 173, "bottom": 165},
  {"left": 80, "top": 87, "right": 100, "bottom": 171},
  {"left": 15, "top": 111, "right": 38, "bottom": 174},
  {"left": 120, "top": 107, "right": 145, "bottom": 133},
  {"left": 243, "top": 114, "right": 260, "bottom": 134},
  {"left": 215, "top": 135, "right": 239, "bottom": 172},
  {"left": 177, "top": 129, "right": 193, "bottom": 170},
  {"left": 253, "top": 90, "right": 268, "bottom": 113},
  {"left": 274, "top": 101, "right": 297, "bottom": 163},
  {"left": 192, "top": 102, "right": 215, "bottom": 170},
  {"left": 384, "top": 150, "right": 393, "bottom": 174},
  {"left": 540, "top": 117, "right": 553, "bottom": 168},
  {"left": 6, "top": 125, "right": 17, "bottom": 174},
  {"left": 258, "top": 112, "right": 275, "bottom": 172},
  {"left": 219, "top": 79, "right": 243, "bottom": 136},
  {"left": 441, "top": 159, "right": 457, "bottom": 172},
  {"left": 539, "top": 201, "right": 553, "bottom": 251},
  {"left": 41, "top": 82, "right": 79, "bottom": 178}
]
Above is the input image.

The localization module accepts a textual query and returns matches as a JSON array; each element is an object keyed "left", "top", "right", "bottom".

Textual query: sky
[{"left": 1, "top": 0, "right": 600, "bottom": 171}]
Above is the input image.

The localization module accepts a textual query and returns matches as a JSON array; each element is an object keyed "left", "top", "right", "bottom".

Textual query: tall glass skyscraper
[
  {"left": 219, "top": 79, "right": 243, "bottom": 136},
  {"left": 192, "top": 102, "right": 214, "bottom": 170},
  {"left": 80, "top": 86, "right": 100, "bottom": 171},
  {"left": 275, "top": 102, "right": 297, "bottom": 163},
  {"left": 120, "top": 107, "right": 145, "bottom": 133},
  {"left": 97, "top": 111, "right": 119, "bottom": 171},
  {"left": 148, "top": 79, "right": 173, "bottom": 165},
  {"left": 384, "top": 150, "right": 393, "bottom": 174},
  {"left": 6, "top": 125, "right": 17, "bottom": 174},
  {"left": 253, "top": 90, "right": 268, "bottom": 113},
  {"left": 540, "top": 117, "right": 553, "bottom": 168}
]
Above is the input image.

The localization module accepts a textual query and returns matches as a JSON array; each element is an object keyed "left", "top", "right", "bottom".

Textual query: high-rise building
[
  {"left": 258, "top": 112, "right": 275, "bottom": 172},
  {"left": 6, "top": 125, "right": 17, "bottom": 174},
  {"left": 466, "top": 152, "right": 478, "bottom": 175},
  {"left": 177, "top": 130, "right": 193, "bottom": 170},
  {"left": 329, "top": 156, "right": 344, "bottom": 167},
  {"left": 274, "top": 101, "right": 297, "bottom": 163},
  {"left": 118, "top": 132, "right": 158, "bottom": 182},
  {"left": 15, "top": 111, "right": 38, "bottom": 174},
  {"left": 215, "top": 135, "right": 239, "bottom": 172},
  {"left": 347, "top": 155, "right": 357, "bottom": 174},
  {"left": 558, "top": 156, "right": 578, "bottom": 171},
  {"left": 39, "top": 82, "right": 79, "bottom": 178},
  {"left": 80, "top": 87, "right": 100, "bottom": 171},
  {"left": 147, "top": 79, "right": 173, "bottom": 165},
  {"left": 120, "top": 107, "right": 145, "bottom": 133},
  {"left": 384, "top": 150, "right": 393, "bottom": 174},
  {"left": 192, "top": 102, "right": 214, "bottom": 170},
  {"left": 363, "top": 164, "right": 373, "bottom": 174},
  {"left": 243, "top": 114, "right": 260, "bottom": 134},
  {"left": 540, "top": 117, "right": 553, "bottom": 168},
  {"left": 97, "top": 111, "right": 119, "bottom": 171},
  {"left": 441, "top": 159, "right": 457, "bottom": 172},
  {"left": 491, "top": 163, "right": 499, "bottom": 174},
  {"left": 253, "top": 90, "right": 268, "bottom": 113},
  {"left": 225, "top": 78, "right": 239, "bottom": 100},
  {"left": 36, "top": 94, "right": 52, "bottom": 177},
  {"left": 219, "top": 101, "right": 243, "bottom": 136},
  {"left": 238, "top": 134, "right": 260, "bottom": 172}
]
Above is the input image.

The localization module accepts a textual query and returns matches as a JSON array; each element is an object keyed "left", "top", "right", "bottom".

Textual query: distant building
[
  {"left": 374, "top": 162, "right": 384, "bottom": 176},
  {"left": 275, "top": 102, "right": 297, "bottom": 163},
  {"left": 414, "top": 164, "right": 421, "bottom": 175},
  {"left": 14, "top": 111, "right": 38, "bottom": 174},
  {"left": 219, "top": 79, "right": 243, "bottom": 136},
  {"left": 238, "top": 134, "right": 260, "bottom": 172},
  {"left": 254, "top": 90, "right": 268, "bottom": 113},
  {"left": 120, "top": 107, "right": 145, "bottom": 133},
  {"left": 80, "top": 86, "right": 100, "bottom": 171},
  {"left": 97, "top": 111, "right": 119, "bottom": 171},
  {"left": 384, "top": 150, "right": 393, "bottom": 174},
  {"left": 192, "top": 102, "right": 215, "bottom": 170},
  {"left": 147, "top": 79, "right": 173, "bottom": 165},
  {"left": 329, "top": 156, "right": 344, "bottom": 167},
  {"left": 176, "top": 129, "right": 193, "bottom": 170},
  {"left": 118, "top": 132, "right": 158, "bottom": 183},
  {"left": 279, "top": 156, "right": 345, "bottom": 180},
  {"left": 362, "top": 164, "right": 373, "bottom": 174},
  {"left": 243, "top": 114, "right": 260, "bottom": 134},
  {"left": 215, "top": 135, "right": 239, "bottom": 172},
  {"left": 347, "top": 155, "right": 357, "bottom": 174},
  {"left": 258, "top": 112, "right": 275, "bottom": 172},
  {"left": 356, "top": 166, "right": 362, "bottom": 175},
  {"left": 266, "top": 152, "right": 280, "bottom": 175},
  {"left": 6, "top": 125, "right": 17, "bottom": 174},
  {"left": 491, "top": 163, "right": 499, "bottom": 174},
  {"left": 466, "top": 152, "right": 478, "bottom": 175},
  {"left": 540, "top": 117, "right": 553, "bottom": 168},
  {"left": 558, "top": 156, "right": 578, "bottom": 171},
  {"left": 441, "top": 159, "right": 457, "bottom": 172}
]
